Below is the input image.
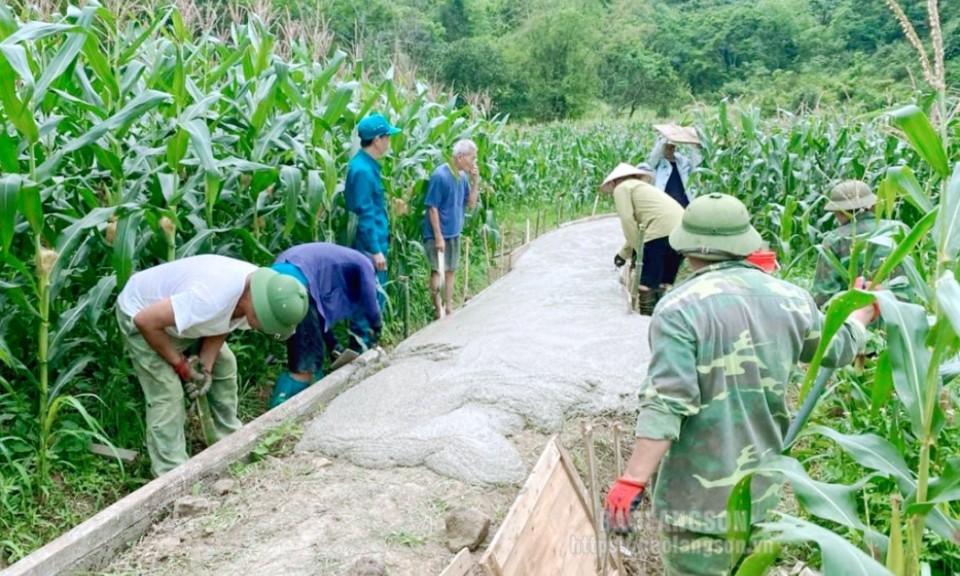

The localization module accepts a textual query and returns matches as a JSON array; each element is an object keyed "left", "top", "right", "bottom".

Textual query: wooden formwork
[{"left": 476, "top": 436, "right": 617, "bottom": 576}]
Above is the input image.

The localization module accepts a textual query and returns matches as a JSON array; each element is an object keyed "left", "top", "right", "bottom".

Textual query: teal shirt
[
  {"left": 636, "top": 261, "right": 866, "bottom": 534},
  {"left": 345, "top": 149, "right": 389, "bottom": 256}
]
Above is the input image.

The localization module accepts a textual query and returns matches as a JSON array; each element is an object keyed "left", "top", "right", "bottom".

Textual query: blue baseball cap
[{"left": 357, "top": 113, "right": 401, "bottom": 140}]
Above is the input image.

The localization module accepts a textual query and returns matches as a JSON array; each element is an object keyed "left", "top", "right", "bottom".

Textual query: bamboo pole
[
  {"left": 400, "top": 275, "right": 410, "bottom": 339},
  {"left": 463, "top": 237, "right": 471, "bottom": 301},
  {"left": 437, "top": 249, "right": 446, "bottom": 320},
  {"left": 581, "top": 421, "right": 604, "bottom": 573},
  {"left": 525, "top": 218, "right": 530, "bottom": 244},
  {"left": 592, "top": 194, "right": 599, "bottom": 217},
  {"left": 482, "top": 227, "right": 492, "bottom": 281}
]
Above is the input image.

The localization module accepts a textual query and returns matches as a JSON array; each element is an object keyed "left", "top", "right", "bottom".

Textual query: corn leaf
[
  {"left": 809, "top": 425, "right": 913, "bottom": 491},
  {"left": 936, "top": 271, "right": 960, "bottom": 339},
  {"left": 876, "top": 291, "right": 932, "bottom": 438},
  {"left": 890, "top": 105, "right": 949, "bottom": 178},
  {"left": 869, "top": 209, "right": 937, "bottom": 288},
  {"left": 758, "top": 516, "right": 892, "bottom": 576},
  {"left": 0, "top": 130, "right": 17, "bottom": 172},
  {"left": 0, "top": 51, "right": 39, "bottom": 142},
  {"left": 280, "top": 165, "right": 302, "bottom": 237},
  {"left": 883, "top": 165, "right": 933, "bottom": 214},
  {"left": 0, "top": 174, "right": 23, "bottom": 254},
  {"left": 733, "top": 543, "right": 780, "bottom": 576},
  {"left": 33, "top": 5, "right": 97, "bottom": 105},
  {"left": 3, "top": 22, "right": 73, "bottom": 43},
  {"left": 798, "top": 288, "right": 875, "bottom": 401},
  {"left": 872, "top": 349, "right": 895, "bottom": 418},
  {"left": 727, "top": 475, "right": 753, "bottom": 570},
  {"left": 752, "top": 455, "right": 873, "bottom": 532},
  {"left": 180, "top": 118, "right": 220, "bottom": 177},
  {"left": 37, "top": 89, "right": 171, "bottom": 181},
  {"left": 323, "top": 81, "right": 359, "bottom": 128},
  {"left": 113, "top": 209, "right": 143, "bottom": 286},
  {"left": 936, "top": 163, "right": 960, "bottom": 261},
  {"left": 0, "top": 44, "right": 34, "bottom": 88}
]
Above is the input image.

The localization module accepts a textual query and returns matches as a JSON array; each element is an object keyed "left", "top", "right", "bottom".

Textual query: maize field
[{"left": 2, "top": 2, "right": 960, "bottom": 574}]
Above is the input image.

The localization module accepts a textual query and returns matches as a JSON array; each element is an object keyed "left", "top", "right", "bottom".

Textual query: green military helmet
[
  {"left": 249, "top": 268, "right": 309, "bottom": 340},
  {"left": 669, "top": 193, "right": 763, "bottom": 260},
  {"left": 824, "top": 180, "right": 876, "bottom": 212}
]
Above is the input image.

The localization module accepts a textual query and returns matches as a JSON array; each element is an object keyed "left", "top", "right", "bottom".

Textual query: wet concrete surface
[{"left": 298, "top": 216, "right": 651, "bottom": 484}]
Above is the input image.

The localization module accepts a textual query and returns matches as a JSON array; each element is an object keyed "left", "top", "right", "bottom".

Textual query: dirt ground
[{"left": 102, "top": 420, "right": 663, "bottom": 576}]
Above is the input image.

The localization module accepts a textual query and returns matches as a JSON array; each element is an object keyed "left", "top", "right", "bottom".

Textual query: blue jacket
[
  {"left": 647, "top": 137, "right": 702, "bottom": 204},
  {"left": 345, "top": 149, "right": 389, "bottom": 256},
  {"left": 274, "top": 243, "right": 381, "bottom": 329}
]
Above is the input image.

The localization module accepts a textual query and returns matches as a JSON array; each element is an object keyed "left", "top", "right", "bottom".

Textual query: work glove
[
  {"left": 854, "top": 276, "right": 882, "bottom": 322},
  {"left": 603, "top": 477, "right": 646, "bottom": 535},
  {"left": 178, "top": 355, "right": 212, "bottom": 400},
  {"left": 614, "top": 254, "right": 626, "bottom": 269}
]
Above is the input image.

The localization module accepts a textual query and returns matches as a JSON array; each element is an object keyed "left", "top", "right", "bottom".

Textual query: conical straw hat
[{"left": 601, "top": 163, "right": 647, "bottom": 194}]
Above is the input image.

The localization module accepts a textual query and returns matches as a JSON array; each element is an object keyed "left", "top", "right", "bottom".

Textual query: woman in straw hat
[
  {"left": 648, "top": 124, "right": 702, "bottom": 208},
  {"left": 601, "top": 162, "right": 685, "bottom": 315}
]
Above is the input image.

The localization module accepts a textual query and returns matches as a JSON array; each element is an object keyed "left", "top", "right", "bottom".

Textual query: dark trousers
[{"left": 638, "top": 237, "right": 682, "bottom": 288}]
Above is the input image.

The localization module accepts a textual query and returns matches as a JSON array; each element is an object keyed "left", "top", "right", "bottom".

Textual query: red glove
[
  {"left": 854, "top": 277, "right": 881, "bottom": 321},
  {"left": 603, "top": 477, "right": 646, "bottom": 535},
  {"left": 172, "top": 356, "right": 193, "bottom": 381}
]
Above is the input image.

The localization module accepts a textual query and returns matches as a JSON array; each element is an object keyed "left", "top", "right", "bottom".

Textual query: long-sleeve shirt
[
  {"left": 274, "top": 243, "right": 381, "bottom": 329},
  {"left": 612, "top": 178, "right": 685, "bottom": 260},
  {"left": 636, "top": 261, "right": 866, "bottom": 534},
  {"left": 647, "top": 137, "right": 702, "bottom": 205},
  {"left": 345, "top": 149, "right": 389, "bottom": 257},
  {"left": 812, "top": 214, "right": 908, "bottom": 308}
]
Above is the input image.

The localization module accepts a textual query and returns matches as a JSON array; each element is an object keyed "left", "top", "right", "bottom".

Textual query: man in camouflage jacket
[
  {"left": 812, "top": 180, "right": 906, "bottom": 307},
  {"left": 603, "top": 193, "right": 878, "bottom": 575}
]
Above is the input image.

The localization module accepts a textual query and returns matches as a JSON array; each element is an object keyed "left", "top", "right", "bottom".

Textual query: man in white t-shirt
[{"left": 116, "top": 255, "right": 308, "bottom": 477}]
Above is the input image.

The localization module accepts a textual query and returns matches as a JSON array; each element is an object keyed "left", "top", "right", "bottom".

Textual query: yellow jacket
[{"left": 612, "top": 178, "right": 684, "bottom": 260}]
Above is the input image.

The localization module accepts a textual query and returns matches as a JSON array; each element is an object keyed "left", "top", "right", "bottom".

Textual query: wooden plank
[
  {"left": 499, "top": 462, "right": 597, "bottom": 574},
  {"left": 1, "top": 349, "right": 383, "bottom": 576},
  {"left": 88, "top": 443, "right": 139, "bottom": 463},
  {"left": 438, "top": 547, "right": 473, "bottom": 576},
  {"left": 480, "top": 438, "right": 561, "bottom": 570},
  {"left": 480, "top": 436, "right": 615, "bottom": 576}
]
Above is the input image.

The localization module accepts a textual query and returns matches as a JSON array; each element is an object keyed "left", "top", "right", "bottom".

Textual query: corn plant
[
  {"left": 725, "top": 3, "right": 960, "bottom": 574},
  {"left": 0, "top": 1, "right": 516, "bottom": 557}
]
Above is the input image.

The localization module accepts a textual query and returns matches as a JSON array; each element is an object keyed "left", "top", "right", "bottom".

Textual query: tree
[
  {"left": 600, "top": 42, "right": 687, "bottom": 117},
  {"left": 511, "top": 8, "right": 599, "bottom": 120}
]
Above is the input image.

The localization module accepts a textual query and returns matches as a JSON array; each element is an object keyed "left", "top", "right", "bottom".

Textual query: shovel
[
  {"left": 330, "top": 348, "right": 360, "bottom": 371},
  {"left": 437, "top": 246, "right": 446, "bottom": 319}
]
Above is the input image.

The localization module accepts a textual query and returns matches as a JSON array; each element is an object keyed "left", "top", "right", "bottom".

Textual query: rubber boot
[
  {"left": 268, "top": 372, "right": 309, "bottom": 409},
  {"left": 638, "top": 289, "right": 658, "bottom": 316}
]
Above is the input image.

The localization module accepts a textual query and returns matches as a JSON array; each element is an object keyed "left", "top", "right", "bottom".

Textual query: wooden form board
[
  {"left": 439, "top": 547, "right": 474, "bottom": 576},
  {"left": 480, "top": 436, "right": 615, "bottom": 576},
  {"left": 1, "top": 349, "right": 383, "bottom": 576}
]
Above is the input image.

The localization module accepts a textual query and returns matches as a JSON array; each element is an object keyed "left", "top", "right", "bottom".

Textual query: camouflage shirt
[
  {"left": 812, "top": 214, "right": 903, "bottom": 308},
  {"left": 635, "top": 260, "right": 867, "bottom": 534}
]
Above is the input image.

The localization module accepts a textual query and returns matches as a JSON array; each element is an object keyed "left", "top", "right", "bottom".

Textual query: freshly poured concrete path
[{"left": 298, "top": 216, "right": 651, "bottom": 484}]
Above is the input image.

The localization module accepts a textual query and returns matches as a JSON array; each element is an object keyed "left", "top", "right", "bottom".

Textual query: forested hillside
[{"left": 263, "top": 0, "right": 960, "bottom": 120}]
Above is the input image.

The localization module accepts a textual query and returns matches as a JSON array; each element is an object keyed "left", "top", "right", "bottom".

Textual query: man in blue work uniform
[
  {"left": 268, "top": 243, "right": 383, "bottom": 407},
  {"left": 345, "top": 113, "right": 401, "bottom": 350}
]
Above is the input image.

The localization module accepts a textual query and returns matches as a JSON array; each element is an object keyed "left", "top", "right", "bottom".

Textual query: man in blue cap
[
  {"left": 345, "top": 112, "right": 401, "bottom": 349},
  {"left": 267, "top": 243, "right": 383, "bottom": 407}
]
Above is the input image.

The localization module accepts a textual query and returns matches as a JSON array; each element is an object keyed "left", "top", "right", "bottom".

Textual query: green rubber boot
[
  {"left": 638, "top": 289, "right": 658, "bottom": 316},
  {"left": 268, "top": 372, "right": 309, "bottom": 409}
]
